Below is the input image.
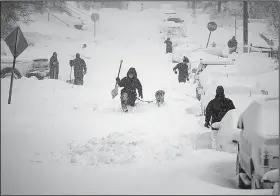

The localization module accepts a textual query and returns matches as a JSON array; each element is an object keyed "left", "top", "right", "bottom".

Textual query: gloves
[
  {"left": 116, "top": 77, "right": 120, "bottom": 82},
  {"left": 204, "top": 122, "right": 210, "bottom": 128},
  {"left": 174, "top": 71, "right": 177, "bottom": 74},
  {"left": 139, "top": 91, "right": 143, "bottom": 99}
]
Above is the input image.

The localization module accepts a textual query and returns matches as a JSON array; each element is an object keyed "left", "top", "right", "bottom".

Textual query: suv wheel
[{"left": 1, "top": 67, "right": 21, "bottom": 79}]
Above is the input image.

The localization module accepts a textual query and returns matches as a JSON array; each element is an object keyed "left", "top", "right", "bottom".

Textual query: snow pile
[
  {"left": 234, "top": 53, "right": 277, "bottom": 76},
  {"left": 238, "top": 97, "right": 279, "bottom": 138},
  {"left": 67, "top": 132, "right": 140, "bottom": 166},
  {"left": 263, "top": 169, "right": 279, "bottom": 195},
  {"left": 216, "top": 109, "right": 242, "bottom": 153}
]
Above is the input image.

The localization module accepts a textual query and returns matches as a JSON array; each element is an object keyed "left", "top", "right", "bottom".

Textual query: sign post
[
  {"left": 4, "top": 27, "right": 28, "bottom": 104},
  {"left": 91, "top": 13, "right": 99, "bottom": 41},
  {"left": 206, "top": 22, "right": 217, "bottom": 48}
]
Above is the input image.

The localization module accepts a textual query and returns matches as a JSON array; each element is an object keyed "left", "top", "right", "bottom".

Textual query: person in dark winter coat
[
  {"left": 173, "top": 56, "right": 189, "bottom": 83},
  {"left": 204, "top": 86, "right": 235, "bottom": 129},
  {"left": 164, "top": 38, "right": 173, "bottom": 53},
  {"left": 70, "top": 53, "right": 87, "bottom": 85},
  {"left": 204, "top": 86, "right": 235, "bottom": 149},
  {"left": 49, "top": 52, "right": 59, "bottom": 79},
  {"left": 227, "top": 36, "right": 238, "bottom": 54},
  {"left": 116, "top": 67, "right": 143, "bottom": 112}
]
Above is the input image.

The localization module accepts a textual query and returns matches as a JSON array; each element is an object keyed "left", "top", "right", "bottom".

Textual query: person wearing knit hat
[{"left": 204, "top": 85, "right": 235, "bottom": 149}]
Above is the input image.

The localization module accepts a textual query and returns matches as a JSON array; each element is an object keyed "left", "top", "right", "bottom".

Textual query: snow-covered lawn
[{"left": 1, "top": 5, "right": 276, "bottom": 195}]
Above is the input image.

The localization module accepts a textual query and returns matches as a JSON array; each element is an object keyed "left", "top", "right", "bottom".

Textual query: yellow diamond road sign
[{"left": 4, "top": 27, "right": 28, "bottom": 58}]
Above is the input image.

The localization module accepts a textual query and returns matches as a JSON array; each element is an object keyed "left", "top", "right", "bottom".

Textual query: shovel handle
[{"left": 116, "top": 60, "right": 123, "bottom": 85}]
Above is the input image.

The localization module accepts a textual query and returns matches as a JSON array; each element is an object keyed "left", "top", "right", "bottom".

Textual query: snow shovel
[
  {"left": 66, "top": 61, "right": 74, "bottom": 84},
  {"left": 111, "top": 60, "right": 123, "bottom": 99}
]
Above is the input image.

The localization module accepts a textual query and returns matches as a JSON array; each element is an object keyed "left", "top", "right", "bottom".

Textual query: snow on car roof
[{"left": 246, "top": 98, "right": 279, "bottom": 137}]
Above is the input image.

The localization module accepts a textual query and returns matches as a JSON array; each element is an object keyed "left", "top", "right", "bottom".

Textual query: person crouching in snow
[
  {"left": 116, "top": 67, "right": 143, "bottom": 112},
  {"left": 164, "top": 37, "right": 173, "bottom": 53},
  {"left": 173, "top": 56, "right": 189, "bottom": 83},
  {"left": 204, "top": 86, "right": 235, "bottom": 149}
]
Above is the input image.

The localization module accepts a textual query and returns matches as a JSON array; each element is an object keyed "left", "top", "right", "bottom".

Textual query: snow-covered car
[
  {"left": 159, "top": 20, "right": 184, "bottom": 31},
  {"left": 164, "top": 16, "right": 184, "bottom": 23},
  {"left": 1, "top": 57, "right": 34, "bottom": 79},
  {"left": 236, "top": 97, "right": 279, "bottom": 189},
  {"left": 262, "top": 169, "right": 279, "bottom": 195},
  {"left": 193, "top": 60, "right": 235, "bottom": 101},
  {"left": 172, "top": 42, "right": 202, "bottom": 63},
  {"left": 26, "top": 59, "right": 50, "bottom": 80},
  {"left": 1, "top": 57, "right": 50, "bottom": 80},
  {"left": 214, "top": 109, "right": 243, "bottom": 153}
]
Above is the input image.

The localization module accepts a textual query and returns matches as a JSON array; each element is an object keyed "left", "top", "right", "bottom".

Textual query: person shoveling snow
[
  {"left": 116, "top": 67, "right": 143, "bottom": 112},
  {"left": 70, "top": 53, "right": 87, "bottom": 85}
]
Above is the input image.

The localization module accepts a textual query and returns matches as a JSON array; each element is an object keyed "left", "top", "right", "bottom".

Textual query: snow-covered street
[{"left": 1, "top": 2, "right": 277, "bottom": 194}]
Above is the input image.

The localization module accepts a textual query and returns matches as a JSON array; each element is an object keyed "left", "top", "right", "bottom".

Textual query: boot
[{"left": 121, "top": 93, "right": 129, "bottom": 112}]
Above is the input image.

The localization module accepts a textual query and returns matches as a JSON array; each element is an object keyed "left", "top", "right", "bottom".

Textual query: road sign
[
  {"left": 207, "top": 22, "right": 217, "bottom": 32},
  {"left": 4, "top": 27, "right": 28, "bottom": 58},
  {"left": 91, "top": 13, "right": 99, "bottom": 22},
  {"left": 4, "top": 27, "right": 28, "bottom": 104}
]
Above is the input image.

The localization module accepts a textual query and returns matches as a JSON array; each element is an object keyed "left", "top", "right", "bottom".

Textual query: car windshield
[{"left": 167, "top": 18, "right": 180, "bottom": 22}]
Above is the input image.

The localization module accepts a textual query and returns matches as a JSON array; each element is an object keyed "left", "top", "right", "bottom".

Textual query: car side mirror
[{"left": 237, "top": 118, "right": 244, "bottom": 130}]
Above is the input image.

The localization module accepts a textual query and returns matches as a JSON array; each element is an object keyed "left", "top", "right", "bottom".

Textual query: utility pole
[
  {"left": 278, "top": 1, "right": 280, "bottom": 64},
  {"left": 243, "top": 0, "right": 249, "bottom": 53},
  {"left": 218, "top": 1, "right": 222, "bottom": 14}
]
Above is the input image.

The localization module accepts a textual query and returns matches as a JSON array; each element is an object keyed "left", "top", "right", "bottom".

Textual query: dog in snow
[{"left": 155, "top": 90, "right": 165, "bottom": 107}]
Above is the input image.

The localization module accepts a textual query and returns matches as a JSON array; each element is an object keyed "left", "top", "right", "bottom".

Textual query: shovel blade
[{"left": 111, "top": 86, "right": 118, "bottom": 99}]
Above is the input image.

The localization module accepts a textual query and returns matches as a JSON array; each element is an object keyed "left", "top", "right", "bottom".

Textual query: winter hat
[
  {"left": 183, "top": 56, "right": 189, "bottom": 63},
  {"left": 76, "top": 53, "right": 80, "bottom": 58},
  {"left": 127, "top": 67, "right": 137, "bottom": 78},
  {"left": 216, "top": 86, "right": 224, "bottom": 95}
]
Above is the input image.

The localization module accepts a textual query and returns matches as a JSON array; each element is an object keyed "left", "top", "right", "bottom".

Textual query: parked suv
[
  {"left": 236, "top": 97, "right": 279, "bottom": 189},
  {"left": 1, "top": 58, "right": 50, "bottom": 80}
]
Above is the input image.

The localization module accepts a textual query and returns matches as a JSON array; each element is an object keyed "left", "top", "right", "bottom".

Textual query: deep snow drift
[{"left": 1, "top": 5, "right": 275, "bottom": 195}]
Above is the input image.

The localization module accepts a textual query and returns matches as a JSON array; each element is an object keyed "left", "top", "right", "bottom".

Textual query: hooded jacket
[
  {"left": 205, "top": 86, "right": 235, "bottom": 125},
  {"left": 228, "top": 37, "right": 237, "bottom": 48},
  {"left": 117, "top": 68, "right": 143, "bottom": 98},
  {"left": 72, "top": 56, "right": 87, "bottom": 80}
]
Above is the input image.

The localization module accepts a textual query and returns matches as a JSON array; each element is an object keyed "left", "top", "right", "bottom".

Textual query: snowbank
[
  {"left": 216, "top": 109, "right": 242, "bottom": 153},
  {"left": 234, "top": 53, "right": 277, "bottom": 76}
]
